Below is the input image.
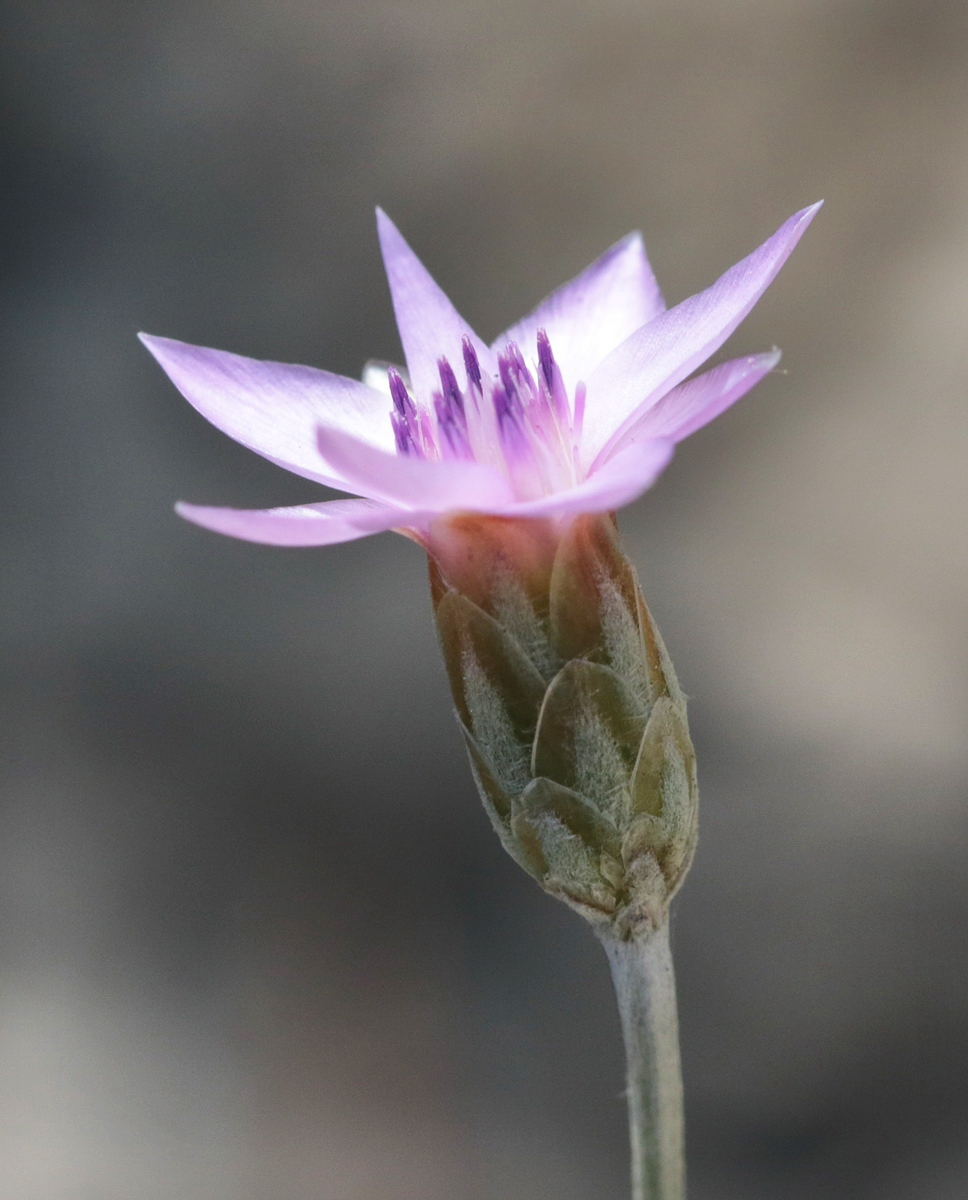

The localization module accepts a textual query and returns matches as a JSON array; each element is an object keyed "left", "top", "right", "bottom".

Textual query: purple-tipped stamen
[
  {"left": 496, "top": 348, "right": 528, "bottom": 420},
  {"left": 434, "top": 392, "right": 472, "bottom": 459},
  {"left": 536, "top": 328, "right": 570, "bottom": 425},
  {"left": 387, "top": 328, "right": 578, "bottom": 486},
  {"left": 388, "top": 368, "right": 416, "bottom": 420},
  {"left": 492, "top": 382, "right": 512, "bottom": 423},
  {"left": 389, "top": 367, "right": 423, "bottom": 455},
  {"left": 494, "top": 384, "right": 522, "bottom": 445},
  {"left": 461, "top": 336, "right": 482, "bottom": 394},
  {"left": 391, "top": 410, "right": 415, "bottom": 456},
  {"left": 497, "top": 353, "right": 515, "bottom": 399},
  {"left": 493, "top": 381, "right": 545, "bottom": 493},
  {"left": 536, "top": 328, "right": 556, "bottom": 392},
  {"left": 509, "top": 346, "right": 543, "bottom": 426},
  {"left": 437, "top": 357, "right": 465, "bottom": 418}
]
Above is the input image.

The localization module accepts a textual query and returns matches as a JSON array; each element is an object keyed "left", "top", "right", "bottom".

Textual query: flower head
[
  {"left": 141, "top": 203, "right": 820, "bottom": 546},
  {"left": 144, "top": 205, "right": 820, "bottom": 933}
]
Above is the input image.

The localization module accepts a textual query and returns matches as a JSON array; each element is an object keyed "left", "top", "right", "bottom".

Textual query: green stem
[{"left": 601, "top": 922, "right": 685, "bottom": 1200}]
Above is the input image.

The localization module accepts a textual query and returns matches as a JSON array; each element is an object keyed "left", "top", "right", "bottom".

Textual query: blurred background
[{"left": 3, "top": 1, "right": 967, "bottom": 1197}]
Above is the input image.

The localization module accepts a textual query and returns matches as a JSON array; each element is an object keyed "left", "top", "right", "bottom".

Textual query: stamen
[
  {"left": 437, "top": 357, "right": 465, "bottom": 417},
  {"left": 388, "top": 368, "right": 417, "bottom": 420},
  {"left": 461, "top": 336, "right": 482, "bottom": 394},
  {"left": 434, "top": 392, "right": 472, "bottom": 459},
  {"left": 386, "top": 329, "right": 578, "bottom": 496},
  {"left": 388, "top": 370, "right": 420, "bottom": 454},
  {"left": 494, "top": 384, "right": 524, "bottom": 447},
  {"left": 536, "top": 328, "right": 555, "bottom": 392},
  {"left": 536, "top": 328, "right": 569, "bottom": 424},
  {"left": 506, "top": 342, "right": 533, "bottom": 386},
  {"left": 391, "top": 410, "right": 415, "bottom": 456},
  {"left": 497, "top": 348, "right": 527, "bottom": 419}
]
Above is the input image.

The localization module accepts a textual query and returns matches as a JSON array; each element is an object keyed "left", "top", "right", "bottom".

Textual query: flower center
[{"left": 388, "top": 330, "right": 584, "bottom": 501}]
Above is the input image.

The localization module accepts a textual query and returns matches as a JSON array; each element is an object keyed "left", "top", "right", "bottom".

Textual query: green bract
[{"left": 429, "top": 514, "right": 697, "bottom": 938}]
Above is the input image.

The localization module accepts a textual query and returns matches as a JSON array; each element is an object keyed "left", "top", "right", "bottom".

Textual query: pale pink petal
[
  {"left": 141, "top": 334, "right": 394, "bottom": 486},
  {"left": 175, "top": 496, "right": 412, "bottom": 546},
  {"left": 497, "top": 232, "right": 665, "bottom": 389},
  {"left": 583, "top": 202, "right": 822, "bottom": 464},
  {"left": 486, "top": 438, "right": 674, "bottom": 520},
  {"left": 606, "top": 350, "right": 782, "bottom": 455},
  {"left": 376, "top": 210, "right": 495, "bottom": 401},
  {"left": 316, "top": 425, "right": 513, "bottom": 511}
]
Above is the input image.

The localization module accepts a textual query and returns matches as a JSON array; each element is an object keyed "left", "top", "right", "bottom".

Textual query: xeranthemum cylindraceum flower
[
  {"left": 143, "top": 203, "right": 819, "bottom": 933},
  {"left": 141, "top": 203, "right": 819, "bottom": 546}
]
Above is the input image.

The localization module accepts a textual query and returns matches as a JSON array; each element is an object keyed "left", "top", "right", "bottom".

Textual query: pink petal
[
  {"left": 175, "top": 496, "right": 412, "bottom": 546},
  {"left": 607, "top": 350, "right": 782, "bottom": 453},
  {"left": 497, "top": 232, "right": 665, "bottom": 390},
  {"left": 487, "top": 438, "right": 674, "bottom": 520},
  {"left": 141, "top": 334, "right": 393, "bottom": 486},
  {"left": 583, "top": 202, "right": 822, "bottom": 465},
  {"left": 316, "top": 425, "right": 513, "bottom": 511},
  {"left": 376, "top": 210, "right": 495, "bottom": 401}
]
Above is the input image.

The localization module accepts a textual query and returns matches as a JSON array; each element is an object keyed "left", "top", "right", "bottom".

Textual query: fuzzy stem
[{"left": 601, "top": 923, "right": 685, "bottom": 1200}]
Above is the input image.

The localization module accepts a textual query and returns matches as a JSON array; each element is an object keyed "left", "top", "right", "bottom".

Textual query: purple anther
[
  {"left": 497, "top": 352, "right": 515, "bottom": 397},
  {"left": 507, "top": 342, "right": 526, "bottom": 373},
  {"left": 391, "top": 410, "right": 414, "bottom": 456},
  {"left": 497, "top": 349, "right": 526, "bottom": 416},
  {"left": 536, "top": 327, "right": 569, "bottom": 423},
  {"left": 437, "top": 356, "right": 465, "bottom": 417},
  {"left": 536, "top": 328, "right": 556, "bottom": 392},
  {"left": 461, "top": 336, "right": 482, "bottom": 392},
  {"left": 388, "top": 368, "right": 416, "bottom": 421},
  {"left": 506, "top": 342, "right": 536, "bottom": 393}
]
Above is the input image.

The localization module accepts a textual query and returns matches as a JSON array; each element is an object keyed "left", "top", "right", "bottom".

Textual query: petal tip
[
  {"left": 375, "top": 206, "right": 404, "bottom": 248},
  {"left": 614, "top": 229, "right": 645, "bottom": 255},
  {"left": 175, "top": 500, "right": 223, "bottom": 535},
  {"left": 138, "top": 331, "right": 184, "bottom": 365},
  {"left": 795, "top": 199, "right": 824, "bottom": 226}
]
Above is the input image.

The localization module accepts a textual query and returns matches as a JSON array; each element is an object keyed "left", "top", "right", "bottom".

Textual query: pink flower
[{"left": 142, "top": 204, "right": 820, "bottom": 547}]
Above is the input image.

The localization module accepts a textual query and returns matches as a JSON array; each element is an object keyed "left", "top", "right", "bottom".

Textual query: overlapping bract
[
  {"left": 142, "top": 203, "right": 820, "bottom": 543},
  {"left": 430, "top": 513, "right": 698, "bottom": 935}
]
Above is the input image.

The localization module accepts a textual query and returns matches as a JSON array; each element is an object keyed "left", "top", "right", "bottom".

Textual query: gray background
[{"left": 3, "top": 1, "right": 967, "bottom": 1197}]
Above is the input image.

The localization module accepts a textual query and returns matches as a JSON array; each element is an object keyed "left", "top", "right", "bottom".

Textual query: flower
[
  {"left": 141, "top": 203, "right": 820, "bottom": 546},
  {"left": 144, "top": 206, "right": 820, "bottom": 934}
]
